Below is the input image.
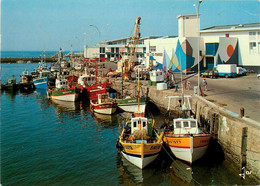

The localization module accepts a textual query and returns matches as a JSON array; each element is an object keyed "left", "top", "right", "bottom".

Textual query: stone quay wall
[{"left": 108, "top": 78, "right": 260, "bottom": 181}]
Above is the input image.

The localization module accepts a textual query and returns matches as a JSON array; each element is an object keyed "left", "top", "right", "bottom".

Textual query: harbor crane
[
  {"left": 123, "top": 16, "right": 141, "bottom": 80},
  {"left": 107, "top": 17, "right": 141, "bottom": 79}
]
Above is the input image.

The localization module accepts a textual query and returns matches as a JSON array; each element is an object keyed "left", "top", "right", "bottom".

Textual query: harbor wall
[
  {"left": 109, "top": 79, "right": 260, "bottom": 181},
  {"left": 0, "top": 57, "right": 56, "bottom": 63}
]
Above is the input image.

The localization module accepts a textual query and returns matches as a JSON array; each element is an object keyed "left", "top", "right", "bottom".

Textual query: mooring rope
[{"left": 161, "top": 145, "right": 203, "bottom": 186}]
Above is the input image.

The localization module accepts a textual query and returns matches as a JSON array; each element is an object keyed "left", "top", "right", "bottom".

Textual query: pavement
[{"left": 168, "top": 73, "right": 260, "bottom": 122}]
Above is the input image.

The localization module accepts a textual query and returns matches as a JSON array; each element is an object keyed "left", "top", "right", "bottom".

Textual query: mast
[{"left": 137, "top": 68, "right": 140, "bottom": 111}]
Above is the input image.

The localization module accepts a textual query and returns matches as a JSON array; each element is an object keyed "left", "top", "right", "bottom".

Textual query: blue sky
[{"left": 1, "top": 0, "right": 259, "bottom": 51}]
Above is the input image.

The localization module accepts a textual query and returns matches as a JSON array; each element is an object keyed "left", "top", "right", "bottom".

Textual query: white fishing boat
[
  {"left": 90, "top": 93, "right": 118, "bottom": 115},
  {"left": 47, "top": 78, "right": 80, "bottom": 102},
  {"left": 163, "top": 117, "right": 210, "bottom": 164}
]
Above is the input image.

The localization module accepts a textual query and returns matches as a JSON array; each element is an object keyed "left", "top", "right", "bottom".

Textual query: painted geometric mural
[
  {"left": 170, "top": 39, "right": 195, "bottom": 73},
  {"left": 215, "top": 37, "right": 238, "bottom": 66}
]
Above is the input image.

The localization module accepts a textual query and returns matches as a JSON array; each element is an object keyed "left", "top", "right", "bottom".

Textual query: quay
[
  {"left": 0, "top": 57, "right": 56, "bottom": 63},
  {"left": 106, "top": 75, "right": 260, "bottom": 182}
]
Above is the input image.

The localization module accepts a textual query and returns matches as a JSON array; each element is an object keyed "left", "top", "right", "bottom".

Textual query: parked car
[{"left": 201, "top": 70, "right": 219, "bottom": 78}]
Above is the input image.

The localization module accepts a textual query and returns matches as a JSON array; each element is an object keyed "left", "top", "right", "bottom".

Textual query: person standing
[
  {"left": 203, "top": 78, "right": 207, "bottom": 91},
  {"left": 122, "top": 118, "right": 126, "bottom": 128},
  {"left": 187, "top": 80, "right": 191, "bottom": 90}
]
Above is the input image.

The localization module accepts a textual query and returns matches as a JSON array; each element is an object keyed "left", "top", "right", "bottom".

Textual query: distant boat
[
  {"left": 1, "top": 75, "right": 19, "bottom": 91},
  {"left": 19, "top": 70, "right": 35, "bottom": 92},
  {"left": 17, "top": 60, "right": 26, "bottom": 64},
  {"left": 90, "top": 93, "right": 118, "bottom": 115}
]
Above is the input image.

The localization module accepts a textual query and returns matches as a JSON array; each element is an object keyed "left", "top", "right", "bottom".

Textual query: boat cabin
[
  {"left": 131, "top": 117, "right": 148, "bottom": 134},
  {"left": 149, "top": 70, "right": 164, "bottom": 82},
  {"left": 55, "top": 78, "right": 68, "bottom": 89},
  {"left": 173, "top": 118, "right": 200, "bottom": 135},
  {"left": 97, "top": 93, "right": 109, "bottom": 104},
  {"left": 78, "top": 74, "right": 96, "bottom": 88}
]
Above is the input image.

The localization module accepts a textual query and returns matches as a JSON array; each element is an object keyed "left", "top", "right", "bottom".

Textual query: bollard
[{"left": 240, "top": 107, "right": 245, "bottom": 118}]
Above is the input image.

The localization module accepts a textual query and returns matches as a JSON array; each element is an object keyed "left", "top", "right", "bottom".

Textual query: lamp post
[
  {"left": 193, "top": 0, "right": 202, "bottom": 94},
  {"left": 89, "top": 24, "right": 101, "bottom": 37}
]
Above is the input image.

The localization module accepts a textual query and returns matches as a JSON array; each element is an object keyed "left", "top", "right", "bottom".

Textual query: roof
[{"left": 201, "top": 23, "right": 260, "bottom": 33}]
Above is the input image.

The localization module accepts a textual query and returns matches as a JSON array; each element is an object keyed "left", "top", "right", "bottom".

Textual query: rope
[{"left": 161, "top": 145, "right": 203, "bottom": 186}]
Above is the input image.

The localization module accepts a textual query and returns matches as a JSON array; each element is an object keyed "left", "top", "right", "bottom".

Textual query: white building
[{"left": 84, "top": 15, "right": 260, "bottom": 73}]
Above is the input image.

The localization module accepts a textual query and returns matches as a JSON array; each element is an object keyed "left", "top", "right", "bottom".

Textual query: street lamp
[
  {"left": 89, "top": 24, "right": 101, "bottom": 37},
  {"left": 193, "top": 0, "right": 202, "bottom": 94}
]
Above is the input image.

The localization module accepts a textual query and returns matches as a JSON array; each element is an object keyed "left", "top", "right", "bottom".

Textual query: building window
[
  {"left": 249, "top": 31, "right": 256, "bottom": 40},
  {"left": 258, "top": 42, "right": 260, "bottom": 54},
  {"left": 225, "top": 34, "right": 229, "bottom": 37},
  {"left": 143, "top": 47, "right": 146, "bottom": 53},
  {"left": 150, "top": 46, "right": 156, "bottom": 52},
  {"left": 249, "top": 42, "right": 256, "bottom": 54},
  {"left": 100, "top": 47, "right": 105, "bottom": 53}
]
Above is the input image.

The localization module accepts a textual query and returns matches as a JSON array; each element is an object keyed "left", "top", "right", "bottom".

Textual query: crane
[{"left": 107, "top": 17, "right": 141, "bottom": 79}]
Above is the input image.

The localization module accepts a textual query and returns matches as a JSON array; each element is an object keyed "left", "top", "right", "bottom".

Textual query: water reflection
[
  {"left": 2, "top": 89, "right": 19, "bottom": 101},
  {"left": 117, "top": 154, "right": 161, "bottom": 185},
  {"left": 92, "top": 112, "right": 118, "bottom": 126}
]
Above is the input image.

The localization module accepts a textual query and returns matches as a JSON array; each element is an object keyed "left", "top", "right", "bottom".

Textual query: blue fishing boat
[{"left": 33, "top": 71, "right": 50, "bottom": 89}]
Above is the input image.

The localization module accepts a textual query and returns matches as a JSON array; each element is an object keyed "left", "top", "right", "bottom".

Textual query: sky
[{"left": 1, "top": 0, "right": 259, "bottom": 51}]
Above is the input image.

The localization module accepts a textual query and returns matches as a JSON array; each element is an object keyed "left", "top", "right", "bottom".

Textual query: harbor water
[{"left": 1, "top": 62, "right": 258, "bottom": 185}]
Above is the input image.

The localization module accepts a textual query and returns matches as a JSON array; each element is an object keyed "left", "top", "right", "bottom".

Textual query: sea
[{"left": 1, "top": 51, "right": 258, "bottom": 185}]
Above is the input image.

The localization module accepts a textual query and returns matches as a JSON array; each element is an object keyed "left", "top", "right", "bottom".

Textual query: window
[
  {"left": 100, "top": 47, "right": 105, "bottom": 53},
  {"left": 143, "top": 47, "right": 146, "bottom": 53},
  {"left": 150, "top": 46, "right": 156, "bottom": 52},
  {"left": 176, "top": 121, "right": 181, "bottom": 128},
  {"left": 249, "top": 32, "right": 256, "bottom": 40},
  {"left": 191, "top": 121, "right": 196, "bottom": 128},
  {"left": 183, "top": 122, "right": 189, "bottom": 128},
  {"left": 249, "top": 42, "right": 256, "bottom": 54},
  {"left": 258, "top": 43, "right": 260, "bottom": 54},
  {"left": 133, "top": 122, "right": 137, "bottom": 128},
  {"left": 142, "top": 121, "right": 146, "bottom": 128}
]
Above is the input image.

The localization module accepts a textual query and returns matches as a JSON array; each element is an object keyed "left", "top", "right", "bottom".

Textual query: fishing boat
[
  {"left": 108, "top": 68, "right": 148, "bottom": 113},
  {"left": 2, "top": 75, "right": 19, "bottom": 91},
  {"left": 117, "top": 117, "right": 164, "bottom": 169},
  {"left": 78, "top": 68, "right": 110, "bottom": 100},
  {"left": 108, "top": 96, "right": 147, "bottom": 113},
  {"left": 47, "top": 78, "right": 80, "bottom": 102},
  {"left": 116, "top": 68, "right": 163, "bottom": 169},
  {"left": 90, "top": 93, "right": 118, "bottom": 115},
  {"left": 47, "top": 48, "right": 79, "bottom": 102},
  {"left": 19, "top": 70, "right": 35, "bottom": 92},
  {"left": 163, "top": 117, "right": 211, "bottom": 164},
  {"left": 33, "top": 70, "right": 50, "bottom": 89}
]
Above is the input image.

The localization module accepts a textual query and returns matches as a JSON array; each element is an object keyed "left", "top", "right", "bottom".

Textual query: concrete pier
[{"left": 108, "top": 77, "right": 260, "bottom": 182}]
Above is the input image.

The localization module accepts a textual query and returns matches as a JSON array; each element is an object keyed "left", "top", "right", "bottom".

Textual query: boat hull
[
  {"left": 121, "top": 151, "right": 159, "bottom": 169},
  {"left": 47, "top": 87, "right": 79, "bottom": 102},
  {"left": 90, "top": 102, "right": 117, "bottom": 115},
  {"left": 108, "top": 97, "right": 147, "bottom": 113},
  {"left": 33, "top": 77, "right": 48, "bottom": 89},
  {"left": 87, "top": 81, "right": 109, "bottom": 100},
  {"left": 120, "top": 139, "right": 163, "bottom": 169},
  {"left": 164, "top": 134, "right": 210, "bottom": 163}
]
